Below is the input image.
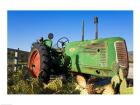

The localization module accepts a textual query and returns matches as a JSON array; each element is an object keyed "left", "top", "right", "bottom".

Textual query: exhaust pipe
[
  {"left": 94, "top": 16, "right": 98, "bottom": 40},
  {"left": 82, "top": 20, "right": 84, "bottom": 41}
]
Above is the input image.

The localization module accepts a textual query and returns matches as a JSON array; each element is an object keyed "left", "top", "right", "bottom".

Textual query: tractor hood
[
  {"left": 65, "top": 37, "right": 124, "bottom": 55},
  {"left": 64, "top": 37, "right": 127, "bottom": 77}
]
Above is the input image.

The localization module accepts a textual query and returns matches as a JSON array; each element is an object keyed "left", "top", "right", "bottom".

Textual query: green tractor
[{"left": 28, "top": 17, "right": 131, "bottom": 94}]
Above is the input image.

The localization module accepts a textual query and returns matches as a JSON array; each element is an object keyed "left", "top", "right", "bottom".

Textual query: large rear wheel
[{"left": 28, "top": 43, "right": 50, "bottom": 83}]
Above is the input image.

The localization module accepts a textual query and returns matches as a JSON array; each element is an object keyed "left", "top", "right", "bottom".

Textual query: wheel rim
[{"left": 28, "top": 49, "right": 40, "bottom": 78}]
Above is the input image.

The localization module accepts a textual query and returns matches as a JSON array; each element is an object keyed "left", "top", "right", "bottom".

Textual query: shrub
[{"left": 7, "top": 67, "right": 80, "bottom": 94}]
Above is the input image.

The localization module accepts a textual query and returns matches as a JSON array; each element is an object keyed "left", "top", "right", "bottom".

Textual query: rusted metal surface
[
  {"left": 80, "top": 66, "right": 114, "bottom": 77},
  {"left": 84, "top": 43, "right": 107, "bottom": 66},
  {"left": 85, "top": 43, "right": 106, "bottom": 49},
  {"left": 115, "top": 41, "right": 128, "bottom": 67}
]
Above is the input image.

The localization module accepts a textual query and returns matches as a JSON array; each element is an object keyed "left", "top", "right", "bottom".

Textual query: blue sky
[{"left": 8, "top": 11, "right": 133, "bottom": 51}]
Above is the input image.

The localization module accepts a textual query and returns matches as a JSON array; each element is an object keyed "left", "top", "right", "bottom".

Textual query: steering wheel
[{"left": 57, "top": 37, "right": 69, "bottom": 48}]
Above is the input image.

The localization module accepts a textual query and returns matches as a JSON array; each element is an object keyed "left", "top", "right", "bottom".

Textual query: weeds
[{"left": 7, "top": 67, "right": 80, "bottom": 94}]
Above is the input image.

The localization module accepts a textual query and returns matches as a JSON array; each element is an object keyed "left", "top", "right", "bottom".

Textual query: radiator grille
[{"left": 115, "top": 41, "right": 128, "bottom": 67}]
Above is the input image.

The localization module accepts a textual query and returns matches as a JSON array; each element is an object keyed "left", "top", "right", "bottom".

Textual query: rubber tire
[{"left": 28, "top": 42, "right": 50, "bottom": 83}]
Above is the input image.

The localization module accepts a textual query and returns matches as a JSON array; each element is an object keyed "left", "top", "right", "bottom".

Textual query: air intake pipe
[
  {"left": 94, "top": 16, "right": 98, "bottom": 40},
  {"left": 82, "top": 20, "right": 84, "bottom": 41}
]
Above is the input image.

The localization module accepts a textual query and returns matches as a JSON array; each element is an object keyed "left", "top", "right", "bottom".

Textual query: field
[
  {"left": 8, "top": 66, "right": 118, "bottom": 94},
  {"left": 8, "top": 67, "right": 81, "bottom": 94}
]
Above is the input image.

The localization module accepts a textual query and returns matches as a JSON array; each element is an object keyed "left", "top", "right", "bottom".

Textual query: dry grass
[
  {"left": 8, "top": 67, "right": 132, "bottom": 94},
  {"left": 7, "top": 67, "right": 113, "bottom": 94},
  {"left": 7, "top": 67, "right": 80, "bottom": 94}
]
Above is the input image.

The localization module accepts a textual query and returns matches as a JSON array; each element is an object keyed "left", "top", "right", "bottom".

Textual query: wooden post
[{"left": 14, "top": 48, "right": 19, "bottom": 71}]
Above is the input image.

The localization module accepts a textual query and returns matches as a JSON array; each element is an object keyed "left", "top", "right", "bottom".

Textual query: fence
[{"left": 8, "top": 48, "right": 30, "bottom": 71}]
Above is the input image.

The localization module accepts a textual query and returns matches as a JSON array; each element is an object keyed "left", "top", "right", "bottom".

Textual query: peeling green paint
[{"left": 65, "top": 37, "right": 125, "bottom": 77}]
